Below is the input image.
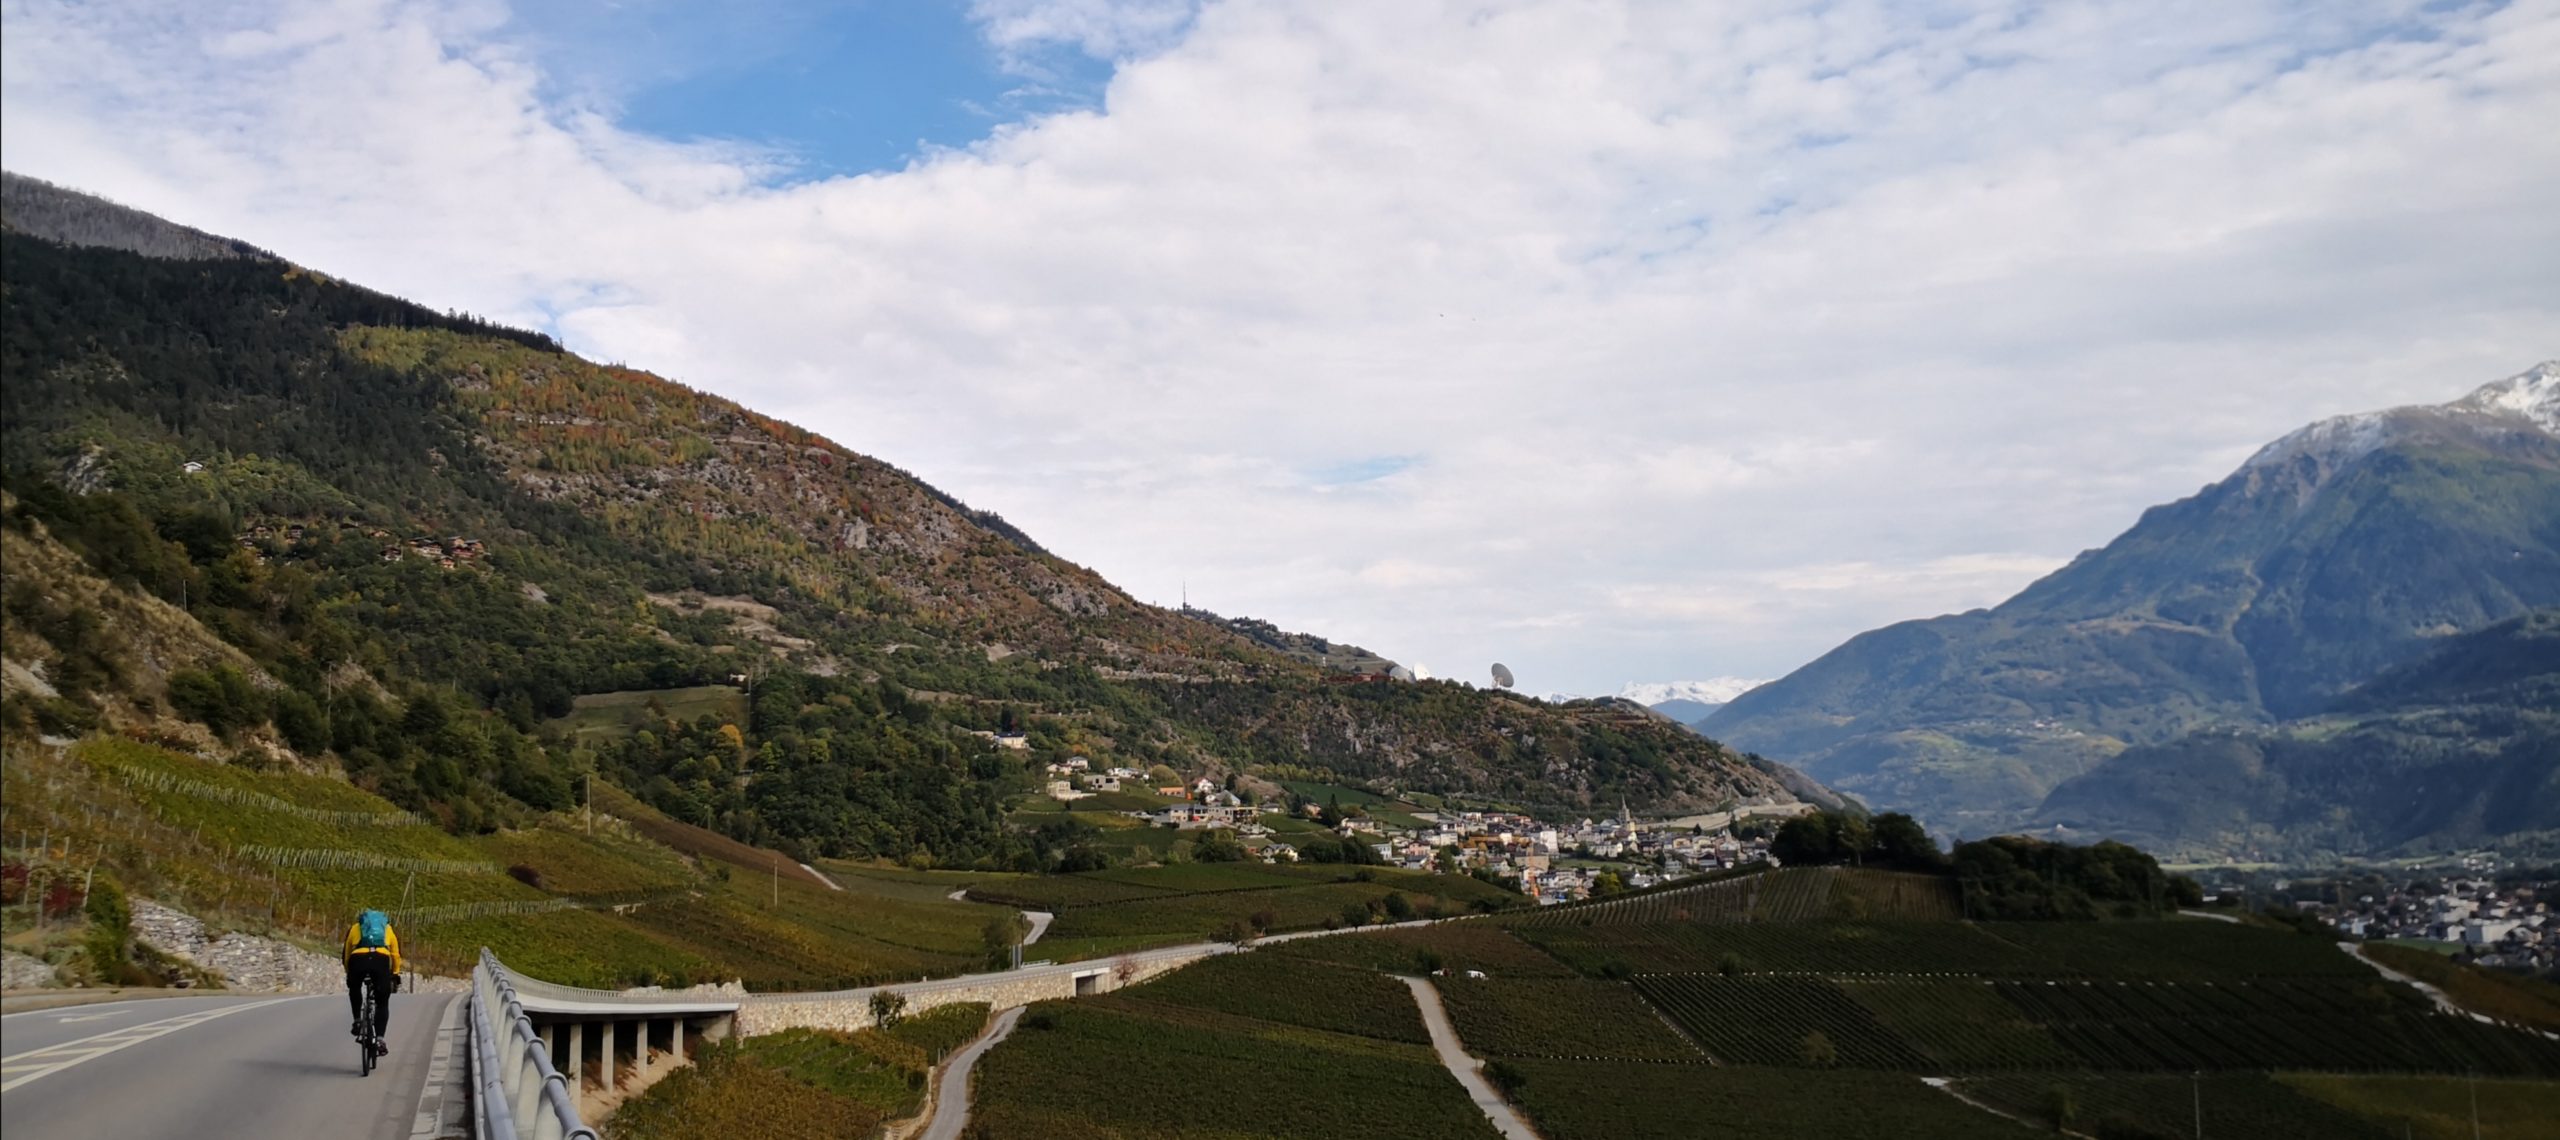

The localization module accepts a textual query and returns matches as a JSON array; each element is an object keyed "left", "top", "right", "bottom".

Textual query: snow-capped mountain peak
[
  {"left": 2244, "top": 361, "right": 2558, "bottom": 473},
  {"left": 1619, "top": 678, "right": 1770, "bottom": 706},
  {"left": 2451, "top": 360, "right": 2559, "bottom": 434}
]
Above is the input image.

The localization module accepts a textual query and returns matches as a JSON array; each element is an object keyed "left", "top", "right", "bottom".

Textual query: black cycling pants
[{"left": 346, "top": 954, "right": 394, "bottom": 1036}]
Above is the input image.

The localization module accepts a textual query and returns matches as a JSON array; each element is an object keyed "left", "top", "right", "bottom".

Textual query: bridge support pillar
[
  {"left": 567, "top": 1021, "right": 584, "bottom": 1103},
  {"left": 602, "top": 1019, "right": 620, "bottom": 1093},
  {"left": 672, "top": 1017, "right": 686, "bottom": 1065}
]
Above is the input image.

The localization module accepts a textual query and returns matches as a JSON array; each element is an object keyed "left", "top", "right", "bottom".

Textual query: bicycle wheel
[{"left": 358, "top": 978, "right": 377, "bottom": 1077}]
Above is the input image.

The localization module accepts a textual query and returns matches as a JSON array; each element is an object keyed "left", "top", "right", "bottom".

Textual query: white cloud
[{"left": 4, "top": 0, "right": 2556, "bottom": 694}]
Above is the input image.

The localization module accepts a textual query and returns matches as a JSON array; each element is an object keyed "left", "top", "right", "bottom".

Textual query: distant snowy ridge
[
  {"left": 1620, "top": 678, "right": 1771, "bottom": 707},
  {"left": 2246, "top": 361, "right": 2559, "bottom": 472},
  {"left": 2451, "top": 360, "right": 2559, "bottom": 433}
]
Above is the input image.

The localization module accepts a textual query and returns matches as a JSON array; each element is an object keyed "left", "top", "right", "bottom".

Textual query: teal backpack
[{"left": 356, "top": 909, "right": 390, "bottom": 950}]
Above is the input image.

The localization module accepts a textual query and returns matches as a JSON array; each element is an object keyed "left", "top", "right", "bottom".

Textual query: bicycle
[{"left": 353, "top": 972, "right": 386, "bottom": 1076}]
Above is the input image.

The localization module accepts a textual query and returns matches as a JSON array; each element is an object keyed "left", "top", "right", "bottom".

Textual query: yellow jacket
[{"left": 343, "top": 920, "right": 404, "bottom": 974}]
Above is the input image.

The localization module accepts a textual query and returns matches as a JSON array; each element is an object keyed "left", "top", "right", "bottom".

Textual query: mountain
[
  {"left": 1621, "top": 678, "right": 1768, "bottom": 725},
  {"left": 2033, "top": 609, "right": 2560, "bottom": 861},
  {"left": 0, "top": 172, "right": 1819, "bottom": 857},
  {"left": 1702, "top": 364, "right": 2560, "bottom": 837}
]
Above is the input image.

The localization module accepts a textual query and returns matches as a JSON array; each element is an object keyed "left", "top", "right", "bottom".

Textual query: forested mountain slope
[
  {"left": 2032, "top": 609, "right": 2560, "bottom": 862},
  {"left": 1703, "top": 364, "right": 2560, "bottom": 837},
  {"left": 0, "top": 174, "right": 1810, "bottom": 865}
]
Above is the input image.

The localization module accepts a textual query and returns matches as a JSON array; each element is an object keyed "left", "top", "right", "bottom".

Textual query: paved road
[{"left": 1, "top": 991, "right": 453, "bottom": 1140}]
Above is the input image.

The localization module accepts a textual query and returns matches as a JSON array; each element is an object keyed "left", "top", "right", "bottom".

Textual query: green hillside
[{"left": 0, "top": 174, "right": 1817, "bottom": 890}]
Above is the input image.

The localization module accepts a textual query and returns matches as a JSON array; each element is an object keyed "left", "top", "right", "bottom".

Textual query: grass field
[
  {"left": 547, "top": 685, "right": 748, "bottom": 742},
  {"left": 1434, "top": 976, "right": 1701, "bottom": 1060},
  {"left": 1279, "top": 780, "right": 1432, "bottom": 829}
]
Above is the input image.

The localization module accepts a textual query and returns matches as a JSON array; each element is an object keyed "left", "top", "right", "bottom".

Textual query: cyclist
[{"left": 342, "top": 908, "right": 404, "bottom": 1055}]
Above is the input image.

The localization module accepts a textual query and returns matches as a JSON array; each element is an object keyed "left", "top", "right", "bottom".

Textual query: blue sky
[
  {"left": 3, "top": 0, "right": 2554, "bottom": 696},
  {"left": 508, "top": 1, "right": 1118, "bottom": 176}
]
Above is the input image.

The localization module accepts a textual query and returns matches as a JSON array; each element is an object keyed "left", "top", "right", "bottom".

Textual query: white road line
[{"left": 0, "top": 996, "right": 302, "bottom": 1092}]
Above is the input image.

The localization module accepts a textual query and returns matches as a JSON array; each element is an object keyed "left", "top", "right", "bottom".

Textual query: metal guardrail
[{"left": 471, "top": 949, "right": 598, "bottom": 1140}]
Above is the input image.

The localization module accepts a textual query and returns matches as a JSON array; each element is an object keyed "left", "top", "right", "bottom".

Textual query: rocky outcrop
[
  {"left": 130, "top": 898, "right": 341, "bottom": 993},
  {"left": 3, "top": 949, "right": 62, "bottom": 990}
]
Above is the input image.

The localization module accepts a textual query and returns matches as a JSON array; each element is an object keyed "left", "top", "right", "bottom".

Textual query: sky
[{"left": 4, "top": 0, "right": 2556, "bottom": 697}]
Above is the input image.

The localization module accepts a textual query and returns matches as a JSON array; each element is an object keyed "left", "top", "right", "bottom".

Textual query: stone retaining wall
[
  {"left": 737, "top": 949, "right": 1214, "bottom": 1036},
  {"left": 131, "top": 898, "right": 346, "bottom": 994}
]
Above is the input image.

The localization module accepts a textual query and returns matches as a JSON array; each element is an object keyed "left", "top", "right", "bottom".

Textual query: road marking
[
  {"left": 52, "top": 1012, "right": 132, "bottom": 1024},
  {"left": 0, "top": 997, "right": 301, "bottom": 1092}
]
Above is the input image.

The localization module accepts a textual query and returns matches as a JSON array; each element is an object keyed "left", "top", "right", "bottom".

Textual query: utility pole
[
  {"left": 772, "top": 858, "right": 779, "bottom": 909},
  {"left": 585, "top": 772, "right": 593, "bottom": 835},
  {"left": 2192, "top": 1070, "right": 2202, "bottom": 1139}
]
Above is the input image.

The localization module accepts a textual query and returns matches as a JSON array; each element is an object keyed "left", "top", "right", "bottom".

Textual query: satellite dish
[{"left": 1490, "top": 663, "right": 1515, "bottom": 689}]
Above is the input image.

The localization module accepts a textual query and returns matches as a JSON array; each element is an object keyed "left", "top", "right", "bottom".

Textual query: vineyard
[
  {"left": 1506, "top": 866, "right": 1959, "bottom": 927},
  {"left": 611, "top": 1008, "right": 992, "bottom": 1140},
  {"left": 1267, "top": 922, "right": 1576, "bottom": 978},
  {"left": 1637, "top": 975, "right": 1937, "bottom": 1068},
  {"left": 968, "top": 996, "right": 1504, "bottom": 1140},
  {"left": 1954, "top": 1073, "right": 2402, "bottom": 1139},
  {"left": 1519, "top": 918, "right": 2047, "bottom": 976},
  {"left": 1500, "top": 1061, "right": 2044, "bottom": 1140},
  {"left": 1120, "top": 951, "right": 1430, "bottom": 1043},
  {"left": 1433, "top": 977, "right": 1701, "bottom": 1060}
]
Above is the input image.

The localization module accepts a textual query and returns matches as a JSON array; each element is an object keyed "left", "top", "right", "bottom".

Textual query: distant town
[
  {"left": 2250, "top": 859, "right": 2557, "bottom": 973},
  {"left": 1027, "top": 748, "right": 1802, "bottom": 904}
]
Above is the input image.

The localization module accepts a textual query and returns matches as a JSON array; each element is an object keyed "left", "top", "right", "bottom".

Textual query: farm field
[
  {"left": 545, "top": 684, "right": 748, "bottom": 742},
  {"left": 1957, "top": 1072, "right": 2402, "bottom": 1139},
  {"left": 2280, "top": 1074, "right": 2560, "bottom": 1140},
  {"left": 1506, "top": 866, "right": 1957, "bottom": 927},
  {"left": 1434, "top": 976, "right": 1701, "bottom": 1060},
  {"left": 1277, "top": 780, "right": 1433, "bottom": 829},
  {"left": 1267, "top": 921, "right": 1577, "bottom": 978},
  {"left": 1500, "top": 1061, "right": 2044, "bottom": 1140},
  {"left": 1121, "top": 950, "right": 1430, "bottom": 1043},
  {"left": 969, "top": 996, "right": 1502, "bottom": 1140},
  {"left": 965, "top": 862, "right": 1524, "bottom": 947},
  {"left": 2357, "top": 942, "right": 2560, "bottom": 1032}
]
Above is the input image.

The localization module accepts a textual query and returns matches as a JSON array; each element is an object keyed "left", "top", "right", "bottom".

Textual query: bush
[{"left": 83, "top": 876, "right": 135, "bottom": 981}]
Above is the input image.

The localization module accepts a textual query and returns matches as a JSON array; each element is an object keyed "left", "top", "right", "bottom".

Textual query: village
[
  {"left": 2282, "top": 868, "right": 2559, "bottom": 973},
  {"left": 1027, "top": 749, "right": 1786, "bottom": 904}
]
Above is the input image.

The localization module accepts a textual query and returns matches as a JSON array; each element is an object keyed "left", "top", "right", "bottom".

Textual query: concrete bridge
[{"left": 472, "top": 937, "right": 1234, "bottom": 1132}]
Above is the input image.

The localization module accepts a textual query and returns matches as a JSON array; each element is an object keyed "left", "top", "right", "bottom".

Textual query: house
[
  {"left": 994, "top": 733, "right": 1030, "bottom": 751},
  {"left": 181, "top": 460, "right": 207, "bottom": 474},
  {"left": 1192, "top": 777, "right": 1218, "bottom": 798},
  {"left": 1063, "top": 756, "right": 1092, "bottom": 772},
  {"left": 1086, "top": 776, "right": 1123, "bottom": 793},
  {"left": 1263, "top": 843, "right": 1298, "bottom": 863},
  {"left": 1157, "top": 786, "right": 1187, "bottom": 798},
  {"left": 1045, "top": 780, "right": 1090, "bottom": 802}
]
